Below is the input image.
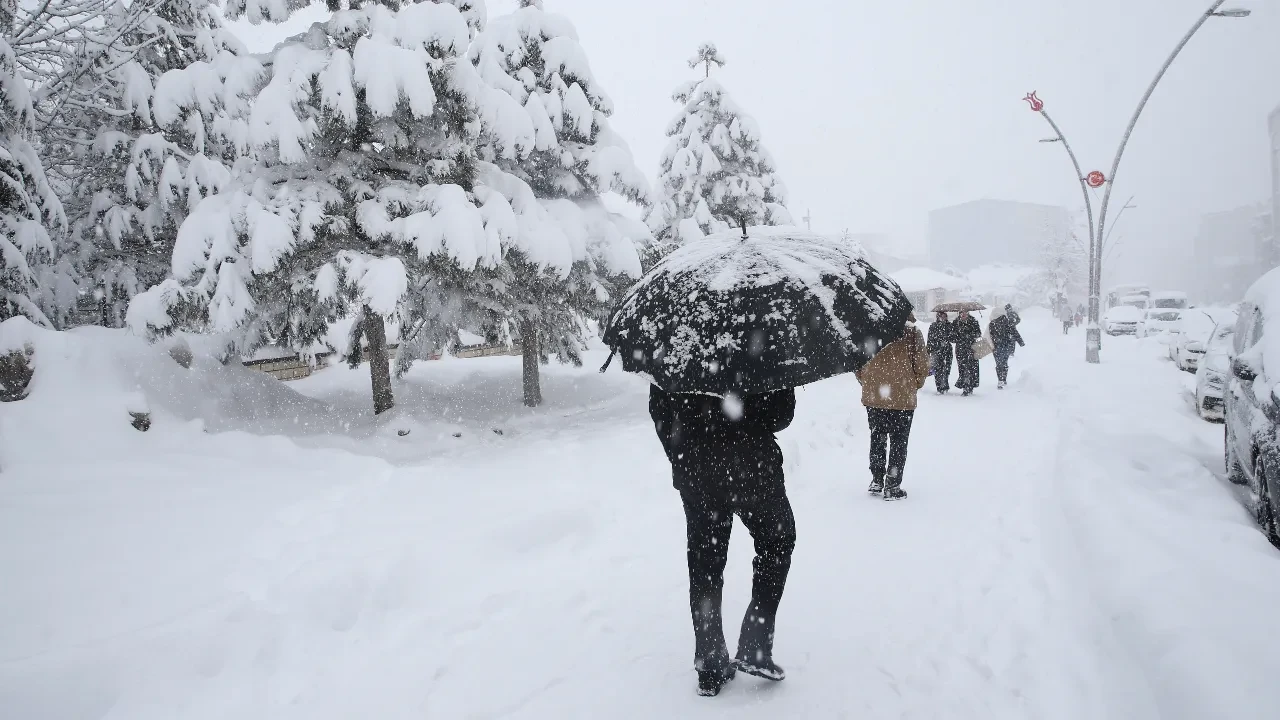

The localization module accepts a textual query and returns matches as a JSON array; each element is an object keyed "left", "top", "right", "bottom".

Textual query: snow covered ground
[{"left": 4, "top": 309, "right": 1280, "bottom": 719}]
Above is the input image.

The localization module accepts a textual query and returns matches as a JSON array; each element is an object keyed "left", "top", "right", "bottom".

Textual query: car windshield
[{"left": 1148, "top": 311, "right": 1179, "bottom": 322}]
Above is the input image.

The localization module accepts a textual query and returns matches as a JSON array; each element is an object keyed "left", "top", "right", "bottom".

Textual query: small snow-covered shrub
[{"left": 0, "top": 344, "right": 34, "bottom": 402}]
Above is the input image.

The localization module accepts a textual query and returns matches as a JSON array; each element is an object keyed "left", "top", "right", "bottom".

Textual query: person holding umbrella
[
  {"left": 988, "top": 304, "right": 1025, "bottom": 390},
  {"left": 648, "top": 385, "right": 796, "bottom": 695},
  {"left": 603, "top": 224, "right": 914, "bottom": 697},
  {"left": 927, "top": 310, "right": 955, "bottom": 394},
  {"left": 856, "top": 315, "right": 929, "bottom": 499},
  {"left": 953, "top": 309, "right": 982, "bottom": 396}
]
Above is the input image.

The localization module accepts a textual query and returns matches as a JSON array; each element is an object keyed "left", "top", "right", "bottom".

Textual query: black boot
[
  {"left": 696, "top": 658, "right": 736, "bottom": 697},
  {"left": 868, "top": 476, "right": 884, "bottom": 495},
  {"left": 735, "top": 608, "right": 785, "bottom": 681}
]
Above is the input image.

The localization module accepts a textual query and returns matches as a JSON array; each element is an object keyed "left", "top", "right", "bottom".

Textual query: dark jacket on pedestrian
[
  {"left": 649, "top": 386, "right": 796, "bottom": 501},
  {"left": 856, "top": 325, "right": 930, "bottom": 411},
  {"left": 927, "top": 318, "right": 954, "bottom": 352},
  {"left": 953, "top": 315, "right": 982, "bottom": 357},
  {"left": 988, "top": 314, "right": 1025, "bottom": 354}
]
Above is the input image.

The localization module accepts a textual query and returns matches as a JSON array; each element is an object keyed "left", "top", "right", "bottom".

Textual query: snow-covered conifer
[
  {"left": 470, "top": 0, "right": 650, "bottom": 406},
  {"left": 1, "top": 37, "right": 66, "bottom": 327},
  {"left": 129, "top": 1, "right": 539, "bottom": 414},
  {"left": 36, "top": 0, "right": 263, "bottom": 328},
  {"left": 645, "top": 43, "right": 791, "bottom": 254}
]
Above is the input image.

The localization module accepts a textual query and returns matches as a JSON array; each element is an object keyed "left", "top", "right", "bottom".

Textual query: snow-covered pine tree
[
  {"left": 645, "top": 43, "right": 791, "bottom": 256},
  {"left": 1, "top": 35, "right": 66, "bottom": 326},
  {"left": 471, "top": 0, "right": 650, "bottom": 406},
  {"left": 129, "top": 1, "right": 538, "bottom": 415},
  {"left": 35, "top": 0, "right": 262, "bottom": 328},
  {"left": 1037, "top": 222, "right": 1088, "bottom": 303}
]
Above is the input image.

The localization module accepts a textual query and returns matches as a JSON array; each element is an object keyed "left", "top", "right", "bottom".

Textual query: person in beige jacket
[{"left": 855, "top": 316, "right": 930, "bottom": 500}]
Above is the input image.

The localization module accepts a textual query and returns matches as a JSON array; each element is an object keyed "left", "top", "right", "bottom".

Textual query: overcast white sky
[{"left": 228, "top": 0, "right": 1280, "bottom": 289}]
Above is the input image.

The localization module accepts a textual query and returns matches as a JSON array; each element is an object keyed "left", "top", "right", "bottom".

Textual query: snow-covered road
[{"left": 4, "top": 311, "right": 1280, "bottom": 719}]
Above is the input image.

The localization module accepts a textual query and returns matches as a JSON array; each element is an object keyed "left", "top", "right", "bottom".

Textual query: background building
[
  {"left": 1192, "top": 202, "right": 1271, "bottom": 303},
  {"left": 1267, "top": 105, "right": 1280, "bottom": 269},
  {"left": 928, "top": 199, "right": 1070, "bottom": 272}
]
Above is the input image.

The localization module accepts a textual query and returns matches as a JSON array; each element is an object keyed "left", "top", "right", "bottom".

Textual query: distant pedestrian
[
  {"left": 855, "top": 315, "right": 929, "bottom": 500},
  {"left": 953, "top": 310, "right": 982, "bottom": 396},
  {"left": 988, "top": 305, "right": 1025, "bottom": 390},
  {"left": 649, "top": 386, "right": 797, "bottom": 697},
  {"left": 1058, "top": 303, "right": 1073, "bottom": 334},
  {"left": 927, "top": 311, "right": 955, "bottom": 394}
]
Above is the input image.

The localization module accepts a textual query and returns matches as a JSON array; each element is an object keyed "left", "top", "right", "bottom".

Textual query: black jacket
[
  {"left": 989, "top": 315, "right": 1025, "bottom": 352},
  {"left": 649, "top": 386, "right": 795, "bottom": 500},
  {"left": 927, "top": 319, "right": 955, "bottom": 351},
  {"left": 953, "top": 316, "right": 982, "bottom": 355}
]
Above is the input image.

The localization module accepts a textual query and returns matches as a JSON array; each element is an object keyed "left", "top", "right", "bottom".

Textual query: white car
[
  {"left": 1167, "top": 310, "right": 1217, "bottom": 371},
  {"left": 1105, "top": 305, "right": 1143, "bottom": 335},
  {"left": 1117, "top": 294, "right": 1149, "bottom": 311},
  {"left": 1137, "top": 308, "right": 1181, "bottom": 340},
  {"left": 1194, "top": 318, "right": 1236, "bottom": 421},
  {"left": 1149, "top": 291, "right": 1190, "bottom": 311}
]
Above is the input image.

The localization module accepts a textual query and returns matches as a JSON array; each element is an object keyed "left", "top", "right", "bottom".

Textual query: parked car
[
  {"left": 1137, "top": 308, "right": 1181, "bottom": 340},
  {"left": 1168, "top": 310, "right": 1218, "bottom": 371},
  {"left": 1150, "top": 290, "right": 1190, "bottom": 311},
  {"left": 1224, "top": 268, "right": 1280, "bottom": 544},
  {"left": 1119, "top": 294, "right": 1149, "bottom": 311},
  {"left": 1105, "top": 305, "right": 1143, "bottom": 335},
  {"left": 1195, "top": 319, "right": 1236, "bottom": 420}
]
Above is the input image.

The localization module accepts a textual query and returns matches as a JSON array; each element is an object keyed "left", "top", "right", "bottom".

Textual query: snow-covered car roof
[
  {"left": 1243, "top": 267, "right": 1280, "bottom": 393},
  {"left": 1106, "top": 305, "right": 1144, "bottom": 320},
  {"left": 1151, "top": 291, "right": 1188, "bottom": 301}
]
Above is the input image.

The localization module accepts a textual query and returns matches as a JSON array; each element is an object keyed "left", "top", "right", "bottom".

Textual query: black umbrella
[{"left": 602, "top": 226, "right": 914, "bottom": 395}]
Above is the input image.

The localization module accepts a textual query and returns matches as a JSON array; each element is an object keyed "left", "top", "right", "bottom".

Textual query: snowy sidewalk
[{"left": 5, "top": 314, "right": 1280, "bottom": 719}]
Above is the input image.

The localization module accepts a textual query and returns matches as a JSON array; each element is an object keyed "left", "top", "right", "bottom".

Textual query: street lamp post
[
  {"left": 1025, "top": 92, "right": 1097, "bottom": 355},
  {"left": 1027, "top": 0, "right": 1251, "bottom": 363}
]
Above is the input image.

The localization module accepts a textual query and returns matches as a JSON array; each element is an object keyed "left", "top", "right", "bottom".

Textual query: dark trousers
[
  {"left": 956, "top": 351, "right": 979, "bottom": 390},
  {"left": 867, "top": 407, "right": 915, "bottom": 488},
  {"left": 679, "top": 487, "right": 796, "bottom": 672},
  {"left": 930, "top": 350, "right": 952, "bottom": 392},
  {"left": 994, "top": 347, "right": 1012, "bottom": 383},
  {"left": 1062, "top": 321, "right": 1071, "bottom": 334}
]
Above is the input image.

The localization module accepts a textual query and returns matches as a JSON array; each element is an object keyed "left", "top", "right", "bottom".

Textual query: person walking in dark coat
[
  {"left": 953, "top": 310, "right": 982, "bottom": 396},
  {"left": 856, "top": 318, "right": 930, "bottom": 499},
  {"left": 988, "top": 305, "right": 1025, "bottom": 390},
  {"left": 649, "top": 386, "right": 797, "bottom": 697},
  {"left": 926, "top": 311, "right": 955, "bottom": 394}
]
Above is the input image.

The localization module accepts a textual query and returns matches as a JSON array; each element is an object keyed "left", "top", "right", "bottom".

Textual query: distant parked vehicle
[
  {"left": 1107, "top": 284, "right": 1151, "bottom": 310},
  {"left": 1195, "top": 318, "right": 1236, "bottom": 421},
  {"left": 1137, "top": 308, "right": 1181, "bottom": 340},
  {"left": 1105, "top": 305, "right": 1143, "bottom": 335},
  {"left": 1149, "top": 291, "right": 1189, "bottom": 311},
  {"left": 1119, "top": 294, "right": 1150, "bottom": 312},
  {"left": 1168, "top": 310, "right": 1217, "bottom": 371},
  {"left": 1224, "top": 269, "right": 1280, "bottom": 544}
]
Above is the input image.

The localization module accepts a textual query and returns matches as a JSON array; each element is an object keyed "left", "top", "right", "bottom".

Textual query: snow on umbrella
[
  {"left": 932, "top": 301, "right": 987, "bottom": 313},
  {"left": 602, "top": 226, "right": 914, "bottom": 395}
]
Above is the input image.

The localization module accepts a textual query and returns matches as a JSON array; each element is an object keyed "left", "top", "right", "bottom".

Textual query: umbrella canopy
[
  {"left": 932, "top": 301, "right": 987, "bottom": 313},
  {"left": 602, "top": 227, "right": 914, "bottom": 395}
]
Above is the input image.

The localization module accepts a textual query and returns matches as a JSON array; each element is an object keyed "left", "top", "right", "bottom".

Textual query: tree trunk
[
  {"left": 520, "top": 319, "right": 542, "bottom": 408},
  {"left": 363, "top": 307, "right": 395, "bottom": 415}
]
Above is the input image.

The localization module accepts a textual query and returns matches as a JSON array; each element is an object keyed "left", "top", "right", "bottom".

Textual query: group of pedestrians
[{"left": 926, "top": 304, "right": 1025, "bottom": 395}]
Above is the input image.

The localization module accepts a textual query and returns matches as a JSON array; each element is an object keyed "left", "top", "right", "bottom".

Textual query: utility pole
[{"left": 1024, "top": 0, "right": 1250, "bottom": 364}]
